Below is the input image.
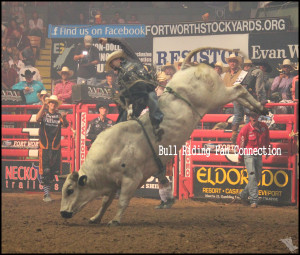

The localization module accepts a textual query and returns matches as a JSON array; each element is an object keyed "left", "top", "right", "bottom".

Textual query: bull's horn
[
  {"left": 58, "top": 174, "right": 69, "bottom": 180},
  {"left": 181, "top": 47, "right": 247, "bottom": 70}
]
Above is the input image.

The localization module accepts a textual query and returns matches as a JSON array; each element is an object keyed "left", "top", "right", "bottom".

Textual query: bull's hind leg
[
  {"left": 89, "top": 191, "right": 116, "bottom": 224},
  {"left": 108, "top": 174, "right": 143, "bottom": 226}
]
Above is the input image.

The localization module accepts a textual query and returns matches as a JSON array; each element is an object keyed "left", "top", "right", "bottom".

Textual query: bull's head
[{"left": 60, "top": 171, "right": 94, "bottom": 219}]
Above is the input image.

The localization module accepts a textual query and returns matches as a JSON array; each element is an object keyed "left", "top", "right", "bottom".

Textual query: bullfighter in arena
[{"left": 36, "top": 94, "right": 69, "bottom": 202}]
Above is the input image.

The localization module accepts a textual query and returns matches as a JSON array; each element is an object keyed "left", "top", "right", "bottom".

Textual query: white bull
[{"left": 60, "top": 48, "right": 266, "bottom": 226}]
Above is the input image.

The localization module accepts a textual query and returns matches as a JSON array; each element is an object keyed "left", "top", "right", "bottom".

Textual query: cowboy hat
[
  {"left": 214, "top": 61, "right": 229, "bottom": 73},
  {"left": 37, "top": 90, "right": 50, "bottom": 100},
  {"left": 96, "top": 101, "right": 110, "bottom": 111},
  {"left": 225, "top": 53, "right": 242, "bottom": 65},
  {"left": 57, "top": 66, "right": 74, "bottom": 77},
  {"left": 174, "top": 58, "right": 184, "bottom": 70},
  {"left": 243, "top": 59, "right": 253, "bottom": 65},
  {"left": 162, "top": 62, "right": 176, "bottom": 72},
  {"left": 245, "top": 111, "right": 260, "bottom": 118},
  {"left": 105, "top": 50, "right": 127, "bottom": 72},
  {"left": 157, "top": 72, "right": 171, "bottom": 82},
  {"left": 21, "top": 69, "right": 36, "bottom": 77},
  {"left": 45, "top": 95, "right": 62, "bottom": 107},
  {"left": 252, "top": 61, "right": 272, "bottom": 73},
  {"left": 279, "top": 59, "right": 295, "bottom": 70}
]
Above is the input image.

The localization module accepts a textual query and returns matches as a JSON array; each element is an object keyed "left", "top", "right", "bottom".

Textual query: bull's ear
[
  {"left": 78, "top": 175, "right": 87, "bottom": 186},
  {"left": 70, "top": 171, "right": 79, "bottom": 182}
]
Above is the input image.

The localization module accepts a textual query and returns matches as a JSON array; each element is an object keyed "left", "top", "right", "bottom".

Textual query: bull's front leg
[
  {"left": 232, "top": 84, "right": 265, "bottom": 113},
  {"left": 89, "top": 191, "right": 116, "bottom": 224},
  {"left": 108, "top": 174, "right": 143, "bottom": 226}
]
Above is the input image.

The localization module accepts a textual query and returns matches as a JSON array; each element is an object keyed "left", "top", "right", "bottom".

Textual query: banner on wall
[
  {"left": 48, "top": 24, "right": 146, "bottom": 38},
  {"left": 2, "top": 161, "right": 70, "bottom": 192},
  {"left": 145, "top": 18, "right": 290, "bottom": 37},
  {"left": 193, "top": 166, "right": 292, "bottom": 204},
  {"left": 153, "top": 34, "right": 249, "bottom": 66},
  {"left": 50, "top": 18, "right": 296, "bottom": 81},
  {"left": 249, "top": 31, "right": 298, "bottom": 77}
]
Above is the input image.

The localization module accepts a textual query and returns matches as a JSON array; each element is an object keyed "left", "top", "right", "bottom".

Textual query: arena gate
[{"left": 1, "top": 102, "right": 298, "bottom": 205}]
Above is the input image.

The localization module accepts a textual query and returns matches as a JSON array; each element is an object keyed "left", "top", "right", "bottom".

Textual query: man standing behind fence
[
  {"left": 73, "top": 35, "right": 100, "bottom": 86},
  {"left": 236, "top": 111, "right": 270, "bottom": 208},
  {"left": 36, "top": 95, "right": 69, "bottom": 202}
]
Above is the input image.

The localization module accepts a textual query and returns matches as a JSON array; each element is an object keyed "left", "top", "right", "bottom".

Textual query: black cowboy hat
[
  {"left": 245, "top": 111, "right": 260, "bottom": 118},
  {"left": 252, "top": 61, "right": 272, "bottom": 73},
  {"left": 96, "top": 102, "right": 110, "bottom": 111},
  {"left": 21, "top": 69, "right": 36, "bottom": 77}
]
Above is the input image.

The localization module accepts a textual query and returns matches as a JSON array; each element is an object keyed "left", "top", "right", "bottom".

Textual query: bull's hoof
[
  {"left": 108, "top": 220, "right": 120, "bottom": 227},
  {"left": 88, "top": 219, "right": 100, "bottom": 224}
]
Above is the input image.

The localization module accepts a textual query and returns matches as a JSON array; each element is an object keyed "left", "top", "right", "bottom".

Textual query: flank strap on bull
[
  {"left": 133, "top": 117, "right": 166, "bottom": 180},
  {"left": 165, "top": 86, "right": 203, "bottom": 119}
]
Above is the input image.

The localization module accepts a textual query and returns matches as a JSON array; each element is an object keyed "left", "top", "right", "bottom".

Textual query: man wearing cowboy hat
[
  {"left": 252, "top": 61, "right": 272, "bottom": 100},
  {"left": 230, "top": 58, "right": 267, "bottom": 143},
  {"left": 223, "top": 53, "right": 244, "bottom": 143},
  {"left": 174, "top": 58, "right": 184, "bottom": 71},
  {"left": 73, "top": 35, "right": 100, "bottom": 86},
  {"left": 86, "top": 102, "right": 115, "bottom": 145},
  {"left": 155, "top": 71, "right": 170, "bottom": 97},
  {"left": 214, "top": 61, "right": 226, "bottom": 79},
  {"left": 271, "top": 59, "right": 295, "bottom": 101},
  {"left": 162, "top": 62, "right": 176, "bottom": 78},
  {"left": 98, "top": 37, "right": 164, "bottom": 140},
  {"left": 36, "top": 94, "right": 69, "bottom": 202},
  {"left": 54, "top": 66, "right": 75, "bottom": 104},
  {"left": 12, "top": 69, "right": 46, "bottom": 104}
]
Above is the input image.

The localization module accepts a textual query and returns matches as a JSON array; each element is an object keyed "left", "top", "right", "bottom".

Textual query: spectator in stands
[
  {"left": 12, "top": 69, "right": 46, "bottom": 105},
  {"left": 28, "top": 10, "right": 44, "bottom": 47},
  {"left": 2, "top": 59, "right": 18, "bottom": 89},
  {"left": 230, "top": 59, "right": 267, "bottom": 143},
  {"left": 86, "top": 102, "right": 114, "bottom": 145},
  {"left": 214, "top": 61, "right": 226, "bottom": 79},
  {"left": 78, "top": 12, "right": 88, "bottom": 25},
  {"left": 94, "top": 10, "right": 102, "bottom": 25},
  {"left": 162, "top": 63, "right": 177, "bottom": 78},
  {"left": 9, "top": 48, "right": 25, "bottom": 76},
  {"left": 174, "top": 58, "right": 184, "bottom": 71},
  {"left": 54, "top": 66, "right": 75, "bottom": 104},
  {"left": 236, "top": 111, "right": 270, "bottom": 208},
  {"left": 100, "top": 71, "right": 119, "bottom": 101},
  {"left": 12, "top": 29, "right": 33, "bottom": 62},
  {"left": 9, "top": 2, "right": 26, "bottom": 30},
  {"left": 155, "top": 71, "right": 170, "bottom": 97},
  {"left": 110, "top": 11, "right": 125, "bottom": 24},
  {"left": 127, "top": 14, "right": 140, "bottom": 24},
  {"left": 3, "top": 18, "right": 22, "bottom": 46},
  {"left": 36, "top": 94, "right": 69, "bottom": 202},
  {"left": 271, "top": 59, "right": 294, "bottom": 101},
  {"left": 253, "top": 61, "right": 273, "bottom": 100},
  {"left": 19, "top": 60, "right": 42, "bottom": 82},
  {"left": 73, "top": 35, "right": 100, "bottom": 86},
  {"left": 242, "top": 59, "right": 266, "bottom": 102},
  {"left": 222, "top": 53, "right": 243, "bottom": 143}
]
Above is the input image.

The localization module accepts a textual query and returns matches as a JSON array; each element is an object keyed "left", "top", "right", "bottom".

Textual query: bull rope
[{"left": 133, "top": 117, "right": 165, "bottom": 179}]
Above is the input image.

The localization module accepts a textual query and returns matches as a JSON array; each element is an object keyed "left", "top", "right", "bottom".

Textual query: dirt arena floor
[{"left": 1, "top": 192, "right": 298, "bottom": 254}]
